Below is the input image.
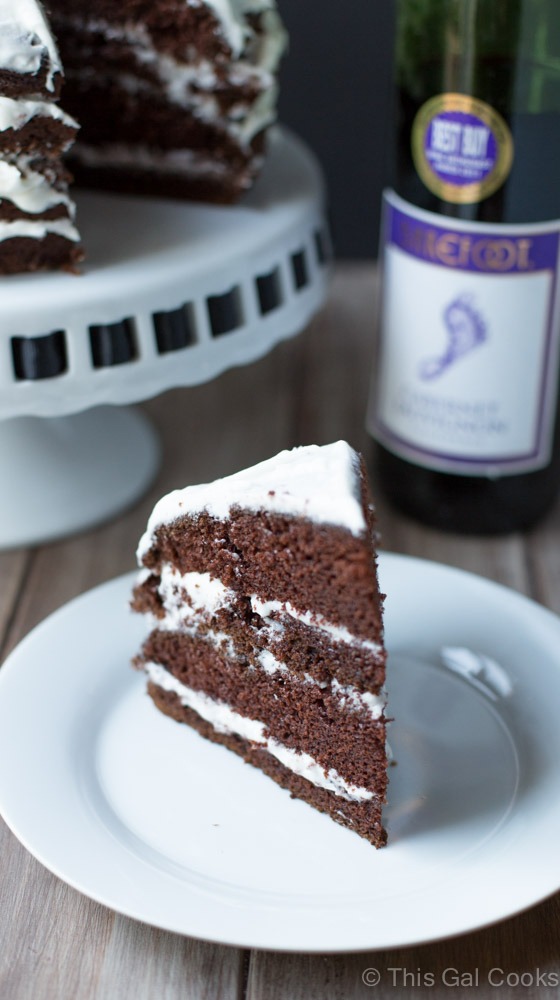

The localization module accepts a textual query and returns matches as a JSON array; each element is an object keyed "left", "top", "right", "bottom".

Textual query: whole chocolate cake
[
  {"left": 132, "top": 442, "right": 389, "bottom": 848},
  {"left": 0, "top": 0, "right": 286, "bottom": 273}
]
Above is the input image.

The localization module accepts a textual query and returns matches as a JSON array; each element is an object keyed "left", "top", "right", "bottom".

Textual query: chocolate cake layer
[
  {"left": 140, "top": 509, "right": 385, "bottom": 650},
  {"left": 0, "top": 108, "right": 77, "bottom": 158},
  {"left": 149, "top": 683, "right": 387, "bottom": 848},
  {"left": 49, "top": 2, "right": 235, "bottom": 63},
  {"left": 0, "top": 233, "right": 83, "bottom": 273},
  {"left": 0, "top": 59, "right": 62, "bottom": 102},
  {"left": 66, "top": 160, "right": 251, "bottom": 204},
  {"left": 137, "top": 630, "right": 386, "bottom": 791},
  {"left": 0, "top": 201, "right": 69, "bottom": 222}
]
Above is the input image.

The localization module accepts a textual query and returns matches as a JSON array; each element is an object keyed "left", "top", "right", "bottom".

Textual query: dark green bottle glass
[{"left": 369, "top": 0, "right": 560, "bottom": 532}]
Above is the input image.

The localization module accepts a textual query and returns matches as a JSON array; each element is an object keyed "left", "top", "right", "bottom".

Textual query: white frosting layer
[
  {"left": 0, "top": 152, "right": 78, "bottom": 244},
  {"left": 137, "top": 442, "right": 367, "bottom": 562},
  {"left": 0, "top": 0, "right": 61, "bottom": 91},
  {"left": 0, "top": 95, "right": 77, "bottom": 135},
  {"left": 0, "top": 158, "right": 73, "bottom": 214},
  {"left": 145, "top": 661, "right": 375, "bottom": 802},
  {"left": 331, "top": 679, "right": 385, "bottom": 719},
  {"left": 159, "top": 566, "right": 231, "bottom": 628},
  {"left": 70, "top": 141, "right": 241, "bottom": 181},
  {"left": 257, "top": 648, "right": 287, "bottom": 675},
  {"left": 154, "top": 567, "right": 235, "bottom": 655},
  {"left": 0, "top": 215, "right": 80, "bottom": 243}
]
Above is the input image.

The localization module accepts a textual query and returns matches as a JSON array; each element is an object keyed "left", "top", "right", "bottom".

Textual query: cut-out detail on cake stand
[{"left": 0, "top": 129, "right": 331, "bottom": 548}]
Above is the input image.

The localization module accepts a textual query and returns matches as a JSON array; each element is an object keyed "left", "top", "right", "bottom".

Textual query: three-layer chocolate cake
[{"left": 132, "top": 442, "right": 389, "bottom": 847}]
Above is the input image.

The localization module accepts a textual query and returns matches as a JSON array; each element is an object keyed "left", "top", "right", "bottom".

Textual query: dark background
[{"left": 277, "top": 2, "right": 396, "bottom": 259}]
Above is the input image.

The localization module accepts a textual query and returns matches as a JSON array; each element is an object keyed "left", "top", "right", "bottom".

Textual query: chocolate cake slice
[
  {"left": 0, "top": 0, "right": 83, "bottom": 274},
  {"left": 132, "top": 442, "right": 388, "bottom": 847},
  {"left": 47, "top": 0, "right": 287, "bottom": 204}
]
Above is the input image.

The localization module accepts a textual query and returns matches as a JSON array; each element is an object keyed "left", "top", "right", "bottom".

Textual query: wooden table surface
[{"left": 1, "top": 263, "right": 559, "bottom": 999}]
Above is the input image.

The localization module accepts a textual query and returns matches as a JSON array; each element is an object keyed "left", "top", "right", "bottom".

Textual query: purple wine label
[
  {"left": 412, "top": 94, "right": 513, "bottom": 203},
  {"left": 369, "top": 192, "right": 560, "bottom": 476},
  {"left": 388, "top": 206, "right": 559, "bottom": 273}
]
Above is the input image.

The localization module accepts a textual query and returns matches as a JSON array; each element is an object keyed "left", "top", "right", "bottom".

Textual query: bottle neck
[
  {"left": 396, "top": 0, "right": 560, "bottom": 115},
  {"left": 392, "top": 0, "right": 560, "bottom": 223}
]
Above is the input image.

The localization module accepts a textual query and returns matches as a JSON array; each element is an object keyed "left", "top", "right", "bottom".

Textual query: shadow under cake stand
[{"left": 0, "top": 128, "right": 331, "bottom": 549}]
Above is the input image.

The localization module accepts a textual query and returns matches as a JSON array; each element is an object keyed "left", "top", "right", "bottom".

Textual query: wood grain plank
[
  {"left": 248, "top": 896, "right": 560, "bottom": 999},
  {"left": 94, "top": 919, "right": 245, "bottom": 1000},
  {"left": 291, "top": 261, "right": 378, "bottom": 452},
  {"left": 0, "top": 815, "right": 244, "bottom": 1000},
  {"left": 0, "top": 819, "right": 113, "bottom": 1000},
  {"left": 523, "top": 500, "right": 560, "bottom": 616},
  {"left": 0, "top": 550, "right": 31, "bottom": 658}
]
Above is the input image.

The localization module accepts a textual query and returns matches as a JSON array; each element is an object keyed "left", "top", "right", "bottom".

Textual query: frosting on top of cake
[
  {"left": 138, "top": 442, "right": 367, "bottom": 561},
  {"left": 0, "top": 0, "right": 61, "bottom": 91}
]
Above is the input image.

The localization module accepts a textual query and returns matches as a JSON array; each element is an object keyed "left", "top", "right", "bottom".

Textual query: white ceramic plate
[{"left": 0, "top": 553, "right": 559, "bottom": 952}]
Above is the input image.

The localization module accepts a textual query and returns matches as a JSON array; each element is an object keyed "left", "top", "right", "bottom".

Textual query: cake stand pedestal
[
  {"left": 0, "top": 129, "right": 330, "bottom": 549},
  {"left": 0, "top": 410, "right": 159, "bottom": 549}
]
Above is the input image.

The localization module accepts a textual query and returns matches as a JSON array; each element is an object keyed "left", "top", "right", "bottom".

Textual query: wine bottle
[{"left": 368, "top": 0, "right": 560, "bottom": 533}]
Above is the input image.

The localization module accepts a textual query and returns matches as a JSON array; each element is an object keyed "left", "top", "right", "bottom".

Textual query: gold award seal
[{"left": 411, "top": 93, "right": 514, "bottom": 204}]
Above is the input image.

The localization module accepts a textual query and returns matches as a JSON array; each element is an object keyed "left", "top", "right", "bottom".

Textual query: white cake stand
[{"left": 0, "top": 128, "right": 331, "bottom": 548}]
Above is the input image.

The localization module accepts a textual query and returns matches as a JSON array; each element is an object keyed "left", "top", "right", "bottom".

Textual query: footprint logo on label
[{"left": 419, "top": 294, "right": 487, "bottom": 381}]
